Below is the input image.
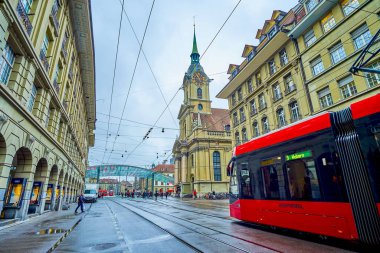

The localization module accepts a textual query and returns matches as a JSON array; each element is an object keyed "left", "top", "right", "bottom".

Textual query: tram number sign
[{"left": 286, "top": 150, "right": 312, "bottom": 161}]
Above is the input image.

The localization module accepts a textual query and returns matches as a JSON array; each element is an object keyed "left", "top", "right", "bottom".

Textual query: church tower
[
  {"left": 173, "top": 27, "right": 232, "bottom": 196},
  {"left": 182, "top": 26, "right": 212, "bottom": 114}
]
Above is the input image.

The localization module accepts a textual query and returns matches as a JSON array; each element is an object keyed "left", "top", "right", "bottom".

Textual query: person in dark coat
[
  {"left": 165, "top": 191, "right": 168, "bottom": 200},
  {"left": 154, "top": 190, "right": 158, "bottom": 201},
  {"left": 75, "top": 192, "right": 84, "bottom": 214}
]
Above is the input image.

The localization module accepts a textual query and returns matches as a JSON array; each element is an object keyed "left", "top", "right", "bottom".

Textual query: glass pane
[
  {"left": 260, "top": 156, "right": 286, "bottom": 200},
  {"left": 286, "top": 157, "right": 321, "bottom": 200},
  {"left": 240, "top": 162, "right": 253, "bottom": 197}
]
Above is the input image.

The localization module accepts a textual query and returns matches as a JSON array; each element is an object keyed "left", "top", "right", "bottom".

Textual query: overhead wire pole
[
  {"left": 106, "top": 0, "right": 156, "bottom": 164},
  {"left": 101, "top": 0, "right": 125, "bottom": 165},
  {"left": 123, "top": 0, "right": 243, "bottom": 163}
]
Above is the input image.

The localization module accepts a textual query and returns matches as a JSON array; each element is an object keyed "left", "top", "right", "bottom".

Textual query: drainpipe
[{"left": 291, "top": 35, "right": 314, "bottom": 114}]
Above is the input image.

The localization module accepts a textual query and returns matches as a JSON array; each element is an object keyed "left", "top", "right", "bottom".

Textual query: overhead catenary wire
[
  {"left": 106, "top": 0, "right": 156, "bottom": 164},
  {"left": 101, "top": 0, "right": 125, "bottom": 165},
  {"left": 119, "top": 0, "right": 244, "bottom": 164},
  {"left": 118, "top": 0, "right": 177, "bottom": 127}
]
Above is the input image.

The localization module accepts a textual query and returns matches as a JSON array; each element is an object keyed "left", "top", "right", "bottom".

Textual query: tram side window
[
  {"left": 260, "top": 156, "right": 286, "bottom": 200},
  {"left": 239, "top": 162, "right": 254, "bottom": 198},
  {"left": 317, "top": 152, "right": 348, "bottom": 202},
  {"left": 286, "top": 154, "right": 321, "bottom": 200}
]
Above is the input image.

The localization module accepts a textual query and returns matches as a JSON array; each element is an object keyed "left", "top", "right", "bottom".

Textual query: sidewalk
[{"left": 0, "top": 203, "right": 90, "bottom": 253}]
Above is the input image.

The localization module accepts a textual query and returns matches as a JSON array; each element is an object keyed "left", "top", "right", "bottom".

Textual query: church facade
[{"left": 172, "top": 29, "right": 232, "bottom": 196}]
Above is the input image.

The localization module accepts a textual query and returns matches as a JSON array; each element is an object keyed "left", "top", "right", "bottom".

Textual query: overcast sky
[{"left": 89, "top": 0, "right": 299, "bottom": 168}]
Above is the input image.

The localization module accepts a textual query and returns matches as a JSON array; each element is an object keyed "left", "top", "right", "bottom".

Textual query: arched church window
[
  {"left": 213, "top": 151, "right": 221, "bottom": 181},
  {"left": 197, "top": 88, "right": 202, "bottom": 99}
]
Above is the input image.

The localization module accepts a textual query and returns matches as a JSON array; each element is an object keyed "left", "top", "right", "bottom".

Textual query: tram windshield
[{"left": 229, "top": 160, "right": 238, "bottom": 195}]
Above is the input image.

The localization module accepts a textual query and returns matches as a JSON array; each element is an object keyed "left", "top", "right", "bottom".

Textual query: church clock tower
[
  {"left": 182, "top": 26, "right": 212, "bottom": 114},
  {"left": 173, "top": 26, "right": 232, "bottom": 197}
]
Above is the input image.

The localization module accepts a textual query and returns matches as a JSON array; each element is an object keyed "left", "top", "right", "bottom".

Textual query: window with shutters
[
  {"left": 351, "top": 24, "right": 372, "bottom": 50},
  {"left": 329, "top": 43, "right": 346, "bottom": 64},
  {"left": 304, "top": 29, "right": 317, "bottom": 48},
  {"left": 341, "top": 0, "right": 359, "bottom": 16},
  {"left": 338, "top": 75, "right": 357, "bottom": 99},
  {"left": 318, "top": 87, "right": 333, "bottom": 108},
  {"left": 311, "top": 57, "right": 324, "bottom": 76},
  {"left": 321, "top": 12, "right": 336, "bottom": 33},
  {"left": 365, "top": 61, "right": 380, "bottom": 88}
]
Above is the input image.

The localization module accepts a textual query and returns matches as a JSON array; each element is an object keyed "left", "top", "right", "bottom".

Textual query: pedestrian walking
[
  {"left": 165, "top": 191, "right": 168, "bottom": 200},
  {"left": 154, "top": 190, "right": 158, "bottom": 201},
  {"left": 193, "top": 189, "right": 197, "bottom": 199},
  {"left": 75, "top": 192, "right": 84, "bottom": 214}
]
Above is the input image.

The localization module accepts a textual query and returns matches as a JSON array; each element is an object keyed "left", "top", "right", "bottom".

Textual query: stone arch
[
  {"left": 3, "top": 147, "right": 34, "bottom": 219},
  {"left": 29, "top": 158, "right": 49, "bottom": 214},
  {"left": 0, "top": 133, "right": 6, "bottom": 164},
  {"left": 46, "top": 164, "right": 59, "bottom": 211}
]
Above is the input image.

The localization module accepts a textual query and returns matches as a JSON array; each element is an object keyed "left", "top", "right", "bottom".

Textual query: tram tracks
[
  {"left": 109, "top": 198, "right": 280, "bottom": 253},
  {"left": 125, "top": 198, "right": 231, "bottom": 221}
]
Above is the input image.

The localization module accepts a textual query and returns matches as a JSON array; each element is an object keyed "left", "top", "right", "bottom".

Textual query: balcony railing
[
  {"left": 16, "top": 1, "right": 33, "bottom": 35},
  {"left": 207, "top": 131, "right": 231, "bottom": 137},
  {"left": 39, "top": 50, "right": 49, "bottom": 71}
]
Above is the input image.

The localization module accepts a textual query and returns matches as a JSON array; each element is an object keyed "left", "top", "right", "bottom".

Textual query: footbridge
[{"left": 86, "top": 165, "right": 174, "bottom": 191}]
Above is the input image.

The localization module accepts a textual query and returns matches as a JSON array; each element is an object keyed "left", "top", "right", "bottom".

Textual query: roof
[
  {"left": 192, "top": 26, "right": 199, "bottom": 55},
  {"left": 193, "top": 108, "right": 230, "bottom": 131},
  {"left": 152, "top": 164, "right": 175, "bottom": 173}
]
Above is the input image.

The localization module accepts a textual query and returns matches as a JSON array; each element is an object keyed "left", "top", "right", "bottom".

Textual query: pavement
[
  {"left": 0, "top": 197, "right": 359, "bottom": 252},
  {"left": 0, "top": 202, "right": 90, "bottom": 253}
]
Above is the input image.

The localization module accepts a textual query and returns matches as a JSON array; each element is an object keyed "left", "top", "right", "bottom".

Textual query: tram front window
[
  {"left": 229, "top": 161, "right": 238, "bottom": 196},
  {"left": 286, "top": 152, "right": 321, "bottom": 200}
]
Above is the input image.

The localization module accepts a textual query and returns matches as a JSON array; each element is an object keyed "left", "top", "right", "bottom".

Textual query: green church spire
[{"left": 190, "top": 24, "right": 200, "bottom": 63}]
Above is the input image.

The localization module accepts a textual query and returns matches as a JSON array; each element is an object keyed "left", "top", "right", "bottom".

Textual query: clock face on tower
[{"left": 193, "top": 72, "right": 205, "bottom": 85}]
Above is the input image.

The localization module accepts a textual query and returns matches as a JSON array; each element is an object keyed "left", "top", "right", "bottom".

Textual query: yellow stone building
[
  {"left": 217, "top": 0, "right": 379, "bottom": 147},
  {"left": 173, "top": 29, "right": 232, "bottom": 196},
  {"left": 217, "top": 10, "right": 311, "bottom": 146},
  {"left": 0, "top": 0, "right": 95, "bottom": 220},
  {"left": 289, "top": 0, "right": 380, "bottom": 113}
]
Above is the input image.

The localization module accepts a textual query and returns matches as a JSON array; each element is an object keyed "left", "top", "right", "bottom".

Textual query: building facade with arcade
[
  {"left": 172, "top": 29, "right": 232, "bottom": 196},
  {"left": 0, "top": 0, "right": 95, "bottom": 220}
]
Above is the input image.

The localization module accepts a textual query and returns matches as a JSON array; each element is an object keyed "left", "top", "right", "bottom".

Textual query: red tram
[{"left": 227, "top": 94, "right": 380, "bottom": 246}]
